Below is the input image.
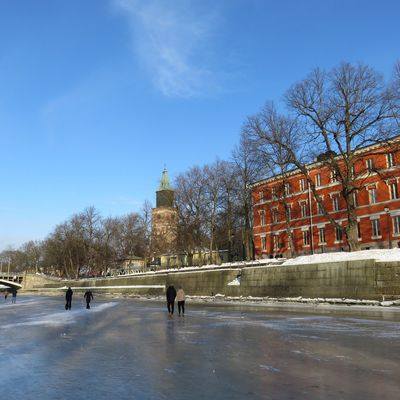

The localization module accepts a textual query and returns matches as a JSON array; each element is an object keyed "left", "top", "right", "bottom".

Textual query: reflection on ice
[
  {"left": 0, "top": 296, "right": 399, "bottom": 400},
  {"left": 0, "top": 301, "right": 117, "bottom": 328}
]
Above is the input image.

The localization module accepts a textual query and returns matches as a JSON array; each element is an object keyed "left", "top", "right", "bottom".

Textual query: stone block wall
[{"left": 22, "top": 260, "right": 400, "bottom": 300}]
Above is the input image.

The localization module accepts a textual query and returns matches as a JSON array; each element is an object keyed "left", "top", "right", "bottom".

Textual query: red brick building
[{"left": 252, "top": 139, "right": 400, "bottom": 258}]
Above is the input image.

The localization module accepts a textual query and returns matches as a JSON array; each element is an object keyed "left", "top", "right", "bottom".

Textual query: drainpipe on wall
[{"left": 308, "top": 183, "right": 314, "bottom": 255}]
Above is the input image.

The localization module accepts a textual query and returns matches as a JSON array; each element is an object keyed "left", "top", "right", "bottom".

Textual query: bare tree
[
  {"left": 231, "top": 127, "right": 266, "bottom": 259},
  {"left": 139, "top": 200, "right": 153, "bottom": 270},
  {"left": 175, "top": 166, "right": 208, "bottom": 263},
  {"left": 246, "top": 106, "right": 301, "bottom": 256},
  {"left": 270, "top": 62, "right": 400, "bottom": 251},
  {"left": 203, "top": 161, "right": 227, "bottom": 264}
]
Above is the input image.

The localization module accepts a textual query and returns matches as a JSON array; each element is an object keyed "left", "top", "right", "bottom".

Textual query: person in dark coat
[
  {"left": 65, "top": 287, "right": 73, "bottom": 310},
  {"left": 11, "top": 287, "right": 17, "bottom": 304},
  {"left": 166, "top": 285, "right": 177, "bottom": 317},
  {"left": 84, "top": 290, "right": 94, "bottom": 309}
]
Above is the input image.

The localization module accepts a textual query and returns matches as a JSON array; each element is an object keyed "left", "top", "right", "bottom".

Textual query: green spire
[{"left": 158, "top": 167, "right": 172, "bottom": 191}]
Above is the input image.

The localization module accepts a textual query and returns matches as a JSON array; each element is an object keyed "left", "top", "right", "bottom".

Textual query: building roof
[
  {"left": 157, "top": 168, "right": 173, "bottom": 191},
  {"left": 250, "top": 135, "right": 400, "bottom": 188}
]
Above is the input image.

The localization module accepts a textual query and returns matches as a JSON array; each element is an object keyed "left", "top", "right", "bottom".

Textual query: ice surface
[{"left": 0, "top": 296, "right": 400, "bottom": 400}]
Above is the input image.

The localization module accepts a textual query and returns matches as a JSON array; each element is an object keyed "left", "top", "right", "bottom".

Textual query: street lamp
[{"left": 384, "top": 206, "right": 392, "bottom": 249}]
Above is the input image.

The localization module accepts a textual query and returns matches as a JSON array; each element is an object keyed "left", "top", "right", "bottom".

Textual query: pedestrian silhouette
[
  {"left": 11, "top": 287, "right": 17, "bottom": 304},
  {"left": 166, "top": 285, "right": 177, "bottom": 317},
  {"left": 84, "top": 290, "right": 94, "bottom": 309},
  {"left": 176, "top": 286, "right": 185, "bottom": 317},
  {"left": 65, "top": 287, "right": 73, "bottom": 310}
]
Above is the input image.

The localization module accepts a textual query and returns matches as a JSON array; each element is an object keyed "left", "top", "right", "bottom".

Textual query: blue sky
[{"left": 1, "top": 0, "right": 399, "bottom": 250}]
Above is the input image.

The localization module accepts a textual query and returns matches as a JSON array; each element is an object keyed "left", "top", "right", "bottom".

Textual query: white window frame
[
  {"left": 259, "top": 191, "right": 264, "bottom": 203},
  {"left": 352, "top": 191, "right": 358, "bottom": 208},
  {"left": 332, "top": 195, "right": 340, "bottom": 212},
  {"left": 331, "top": 171, "right": 338, "bottom": 183},
  {"left": 315, "top": 174, "right": 321, "bottom": 187},
  {"left": 273, "top": 234, "right": 279, "bottom": 251},
  {"left": 261, "top": 236, "right": 267, "bottom": 251},
  {"left": 387, "top": 153, "right": 395, "bottom": 168},
  {"left": 271, "top": 187, "right": 277, "bottom": 200},
  {"left": 272, "top": 208, "right": 278, "bottom": 223},
  {"left": 393, "top": 215, "right": 400, "bottom": 236},
  {"left": 389, "top": 182, "right": 398, "bottom": 200},
  {"left": 335, "top": 226, "right": 343, "bottom": 243},
  {"left": 371, "top": 218, "right": 381, "bottom": 239},
  {"left": 284, "top": 182, "right": 291, "bottom": 195},
  {"left": 366, "top": 158, "right": 374, "bottom": 172},
  {"left": 351, "top": 165, "right": 356, "bottom": 179},
  {"left": 299, "top": 178, "right": 306, "bottom": 192},
  {"left": 302, "top": 230, "right": 310, "bottom": 247},
  {"left": 319, "top": 227, "right": 326, "bottom": 244},
  {"left": 286, "top": 206, "right": 292, "bottom": 221},
  {"left": 300, "top": 201, "right": 308, "bottom": 218},
  {"left": 368, "top": 187, "right": 377, "bottom": 204},
  {"left": 260, "top": 210, "right": 265, "bottom": 226}
]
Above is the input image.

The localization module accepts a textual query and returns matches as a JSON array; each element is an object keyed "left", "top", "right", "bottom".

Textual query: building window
[
  {"left": 331, "top": 171, "right": 338, "bottom": 183},
  {"left": 271, "top": 187, "right": 277, "bottom": 200},
  {"left": 319, "top": 227, "right": 326, "bottom": 244},
  {"left": 261, "top": 236, "right": 266, "bottom": 251},
  {"left": 302, "top": 230, "right": 310, "bottom": 246},
  {"left": 335, "top": 226, "right": 343, "bottom": 242},
  {"left": 357, "top": 222, "right": 361, "bottom": 239},
  {"left": 260, "top": 210, "right": 265, "bottom": 226},
  {"left": 387, "top": 153, "right": 395, "bottom": 168},
  {"left": 351, "top": 165, "right": 356, "bottom": 178},
  {"left": 300, "top": 202, "right": 308, "bottom": 218},
  {"left": 389, "top": 182, "right": 398, "bottom": 200},
  {"left": 332, "top": 195, "right": 340, "bottom": 211},
  {"left": 368, "top": 187, "right": 377, "bottom": 204},
  {"left": 371, "top": 218, "right": 381, "bottom": 238},
  {"left": 273, "top": 235, "right": 279, "bottom": 251},
  {"left": 352, "top": 191, "right": 358, "bottom": 208},
  {"left": 259, "top": 191, "right": 264, "bottom": 202},
  {"left": 272, "top": 209, "right": 278, "bottom": 223},
  {"left": 315, "top": 174, "right": 321, "bottom": 187},
  {"left": 393, "top": 216, "right": 400, "bottom": 235},
  {"left": 299, "top": 179, "right": 306, "bottom": 192},
  {"left": 366, "top": 158, "right": 374, "bottom": 172},
  {"left": 284, "top": 182, "right": 291, "bottom": 195},
  {"left": 317, "top": 201, "right": 324, "bottom": 215},
  {"left": 286, "top": 206, "right": 292, "bottom": 221}
]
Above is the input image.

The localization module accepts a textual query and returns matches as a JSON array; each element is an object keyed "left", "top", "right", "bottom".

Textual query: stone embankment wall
[{"left": 22, "top": 259, "right": 400, "bottom": 300}]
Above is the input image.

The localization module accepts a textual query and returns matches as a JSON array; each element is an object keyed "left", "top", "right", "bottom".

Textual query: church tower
[{"left": 151, "top": 168, "right": 178, "bottom": 255}]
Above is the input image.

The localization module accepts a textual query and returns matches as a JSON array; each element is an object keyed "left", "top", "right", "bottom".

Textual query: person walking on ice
[
  {"left": 166, "top": 285, "right": 177, "bottom": 318},
  {"left": 11, "top": 287, "right": 17, "bottom": 304},
  {"left": 65, "top": 287, "right": 73, "bottom": 310},
  {"left": 84, "top": 290, "right": 94, "bottom": 309},
  {"left": 176, "top": 286, "right": 185, "bottom": 317}
]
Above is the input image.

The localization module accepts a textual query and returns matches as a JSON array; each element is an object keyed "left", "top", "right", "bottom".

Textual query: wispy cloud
[{"left": 112, "top": 0, "right": 220, "bottom": 97}]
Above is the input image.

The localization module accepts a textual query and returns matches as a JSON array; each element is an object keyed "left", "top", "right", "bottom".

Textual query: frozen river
[{"left": 1, "top": 296, "right": 400, "bottom": 400}]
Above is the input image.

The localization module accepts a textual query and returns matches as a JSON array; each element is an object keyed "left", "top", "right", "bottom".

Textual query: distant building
[
  {"left": 252, "top": 139, "right": 400, "bottom": 258},
  {"left": 115, "top": 255, "right": 145, "bottom": 274},
  {"left": 151, "top": 168, "right": 178, "bottom": 256}
]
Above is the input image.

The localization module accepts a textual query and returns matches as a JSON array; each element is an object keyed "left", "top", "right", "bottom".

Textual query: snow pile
[
  {"left": 227, "top": 277, "right": 241, "bottom": 286},
  {"left": 282, "top": 249, "right": 400, "bottom": 266}
]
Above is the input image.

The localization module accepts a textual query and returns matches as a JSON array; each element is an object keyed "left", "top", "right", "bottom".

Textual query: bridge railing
[{"left": 0, "top": 274, "right": 23, "bottom": 284}]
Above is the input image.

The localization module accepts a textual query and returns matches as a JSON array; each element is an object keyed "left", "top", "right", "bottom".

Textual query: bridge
[{"left": 0, "top": 279, "right": 23, "bottom": 290}]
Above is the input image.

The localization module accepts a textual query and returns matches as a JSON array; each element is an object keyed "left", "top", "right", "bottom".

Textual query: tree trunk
[{"left": 346, "top": 209, "right": 361, "bottom": 251}]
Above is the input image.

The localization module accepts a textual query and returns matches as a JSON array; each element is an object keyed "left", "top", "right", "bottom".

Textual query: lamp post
[{"left": 384, "top": 206, "right": 392, "bottom": 249}]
